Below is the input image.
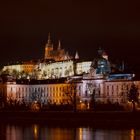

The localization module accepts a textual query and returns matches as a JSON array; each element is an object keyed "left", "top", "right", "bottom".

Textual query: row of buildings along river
[{"left": 0, "top": 34, "right": 139, "bottom": 111}]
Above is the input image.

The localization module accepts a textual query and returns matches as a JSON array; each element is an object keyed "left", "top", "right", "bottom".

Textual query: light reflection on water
[{"left": 0, "top": 124, "right": 140, "bottom": 140}]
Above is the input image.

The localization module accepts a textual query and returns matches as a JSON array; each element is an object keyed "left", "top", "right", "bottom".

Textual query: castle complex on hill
[{"left": 0, "top": 34, "right": 139, "bottom": 111}]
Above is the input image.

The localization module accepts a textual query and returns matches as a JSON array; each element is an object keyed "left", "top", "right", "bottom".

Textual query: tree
[
  {"left": 0, "top": 91, "right": 5, "bottom": 109},
  {"left": 65, "top": 82, "right": 79, "bottom": 112},
  {"left": 29, "top": 91, "right": 43, "bottom": 111},
  {"left": 86, "top": 83, "right": 96, "bottom": 110},
  {"left": 30, "top": 91, "right": 42, "bottom": 103},
  {"left": 90, "top": 89, "right": 96, "bottom": 110},
  {"left": 128, "top": 84, "right": 139, "bottom": 112}
]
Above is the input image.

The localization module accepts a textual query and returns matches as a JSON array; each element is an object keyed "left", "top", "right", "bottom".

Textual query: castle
[{"left": 0, "top": 34, "right": 139, "bottom": 111}]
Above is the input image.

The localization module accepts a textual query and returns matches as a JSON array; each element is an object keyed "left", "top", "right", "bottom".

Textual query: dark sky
[{"left": 0, "top": 0, "right": 140, "bottom": 77}]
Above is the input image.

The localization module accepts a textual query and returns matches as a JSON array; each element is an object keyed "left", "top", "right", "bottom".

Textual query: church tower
[{"left": 44, "top": 33, "right": 54, "bottom": 60}]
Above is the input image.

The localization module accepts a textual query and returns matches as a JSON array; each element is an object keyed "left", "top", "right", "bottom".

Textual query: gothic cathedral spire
[
  {"left": 47, "top": 32, "right": 51, "bottom": 44},
  {"left": 44, "top": 33, "right": 53, "bottom": 60}
]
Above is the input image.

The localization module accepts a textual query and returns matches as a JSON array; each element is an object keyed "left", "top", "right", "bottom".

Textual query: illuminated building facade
[
  {"left": 0, "top": 80, "right": 83, "bottom": 108},
  {"left": 3, "top": 61, "right": 36, "bottom": 75},
  {"left": 0, "top": 34, "right": 140, "bottom": 110},
  {"left": 0, "top": 77, "right": 139, "bottom": 110},
  {"left": 82, "top": 79, "right": 140, "bottom": 109},
  {"left": 38, "top": 60, "right": 92, "bottom": 80}
]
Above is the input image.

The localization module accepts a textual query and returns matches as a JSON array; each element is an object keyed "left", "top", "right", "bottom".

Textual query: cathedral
[{"left": 44, "top": 33, "right": 73, "bottom": 61}]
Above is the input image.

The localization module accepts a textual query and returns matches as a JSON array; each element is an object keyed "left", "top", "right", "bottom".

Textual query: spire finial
[
  {"left": 98, "top": 47, "right": 104, "bottom": 56},
  {"left": 58, "top": 40, "right": 61, "bottom": 50},
  {"left": 75, "top": 51, "right": 79, "bottom": 59},
  {"left": 48, "top": 32, "right": 51, "bottom": 44}
]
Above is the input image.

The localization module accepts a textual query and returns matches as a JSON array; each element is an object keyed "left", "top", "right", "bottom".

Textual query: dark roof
[{"left": 16, "top": 78, "right": 68, "bottom": 85}]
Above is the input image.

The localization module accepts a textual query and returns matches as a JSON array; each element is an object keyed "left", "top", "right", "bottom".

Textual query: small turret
[
  {"left": 98, "top": 47, "right": 103, "bottom": 56},
  {"left": 102, "top": 51, "right": 108, "bottom": 60},
  {"left": 75, "top": 51, "right": 79, "bottom": 59},
  {"left": 57, "top": 40, "right": 61, "bottom": 50},
  {"left": 47, "top": 32, "right": 51, "bottom": 44}
]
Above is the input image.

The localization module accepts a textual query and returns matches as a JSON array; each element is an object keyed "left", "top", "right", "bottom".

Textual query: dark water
[{"left": 0, "top": 124, "right": 139, "bottom": 140}]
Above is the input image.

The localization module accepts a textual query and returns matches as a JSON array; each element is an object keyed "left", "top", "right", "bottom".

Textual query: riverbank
[{"left": 0, "top": 111, "right": 140, "bottom": 128}]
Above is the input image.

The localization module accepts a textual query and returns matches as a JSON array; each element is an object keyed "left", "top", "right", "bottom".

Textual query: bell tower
[{"left": 44, "top": 33, "right": 53, "bottom": 60}]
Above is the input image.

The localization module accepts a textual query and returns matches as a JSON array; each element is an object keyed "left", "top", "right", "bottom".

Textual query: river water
[{"left": 0, "top": 124, "right": 139, "bottom": 140}]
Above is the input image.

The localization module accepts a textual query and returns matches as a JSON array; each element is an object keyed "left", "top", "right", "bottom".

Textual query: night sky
[{"left": 0, "top": 1, "right": 140, "bottom": 77}]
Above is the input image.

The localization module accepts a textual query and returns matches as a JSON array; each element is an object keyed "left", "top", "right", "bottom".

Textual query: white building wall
[
  {"left": 1, "top": 80, "right": 140, "bottom": 109},
  {"left": 81, "top": 79, "right": 140, "bottom": 108},
  {"left": 76, "top": 61, "right": 92, "bottom": 74},
  {"left": 41, "top": 60, "right": 74, "bottom": 79},
  {"left": 2, "top": 82, "right": 84, "bottom": 105},
  {"left": 104, "top": 81, "right": 140, "bottom": 105}
]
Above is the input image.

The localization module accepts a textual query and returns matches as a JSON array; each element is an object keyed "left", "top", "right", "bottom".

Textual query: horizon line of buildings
[{"left": 0, "top": 34, "right": 139, "bottom": 110}]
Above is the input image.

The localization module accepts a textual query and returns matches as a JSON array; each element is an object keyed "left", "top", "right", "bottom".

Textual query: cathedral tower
[{"left": 44, "top": 33, "right": 54, "bottom": 60}]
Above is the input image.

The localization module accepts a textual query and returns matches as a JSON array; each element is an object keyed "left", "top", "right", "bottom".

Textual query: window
[
  {"left": 107, "top": 92, "right": 109, "bottom": 96},
  {"left": 107, "top": 86, "right": 109, "bottom": 96},
  {"left": 112, "top": 85, "right": 114, "bottom": 92},
  {"left": 19, "top": 93, "right": 21, "bottom": 98},
  {"left": 107, "top": 86, "right": 109, "bottom": 90},
  {"left": 35, "top": 88, "right": 37, "bottom": 92},
  {"left": 121, "top": 85, "right": 123, "bottom": 90},
  {"left": 116, "top": 85, "right": 118, "bottom": 95},
  {"left": 38, "top": 87, "right": 40, "bottom": 92},
  {"left": 98, "top": 90, "right": 100, "bottom": 96},
  {"left": 85, "top": 90, "right": 88, "bottom": 97},
  {"left": 16, "top": 93, "right": 18, "bottom": 98}
]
